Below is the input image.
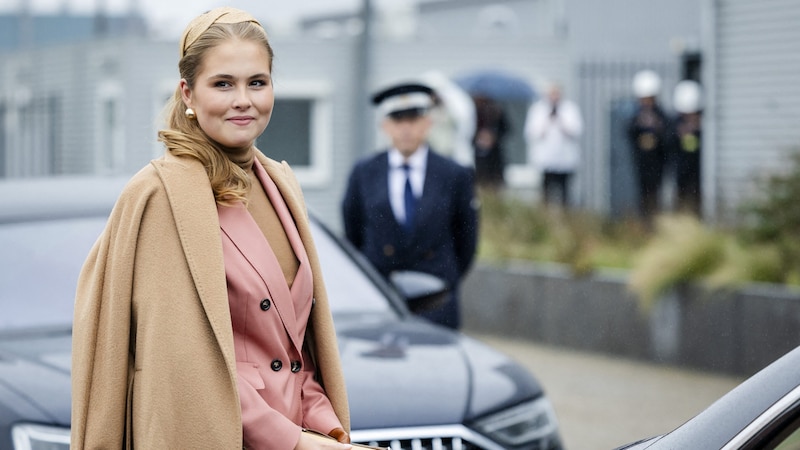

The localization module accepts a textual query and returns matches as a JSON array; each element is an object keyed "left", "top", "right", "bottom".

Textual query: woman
[{"left": 71, "top": 7, "right": 351, "bottom": 449}]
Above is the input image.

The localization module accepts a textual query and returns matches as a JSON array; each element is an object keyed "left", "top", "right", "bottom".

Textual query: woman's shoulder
[{"left": 106, "top": 165, "right": 166, "bottom": 215}]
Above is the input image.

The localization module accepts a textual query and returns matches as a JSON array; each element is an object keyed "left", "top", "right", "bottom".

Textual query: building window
[
  {"left": 152, "top": 82, "right": 177, "bottom": 158},
  {"left": 256, "top": 81, "right": 332, "bottom": 187},
  {"left": 259, "top": 99, "right": 312, "bottom": 166},
  {"left": 94, "top": 82, "right": 124, "bottom": 174},
  {"left": 0, "top": 87, "right": 60, "bottom": 177}
]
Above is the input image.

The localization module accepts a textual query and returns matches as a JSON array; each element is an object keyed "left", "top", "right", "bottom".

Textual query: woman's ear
[{"left": 179, "top": 79, "right": 192, "bottom": 108}]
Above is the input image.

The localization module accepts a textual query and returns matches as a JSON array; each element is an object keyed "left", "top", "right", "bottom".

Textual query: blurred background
[{"left": 0, "top": 0, "right": 747, "bottom": 227}]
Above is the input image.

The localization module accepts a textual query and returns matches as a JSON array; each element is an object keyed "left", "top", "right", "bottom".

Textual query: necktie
[{"left": 402, "top": 164, "right": 416, "bottom": 230}]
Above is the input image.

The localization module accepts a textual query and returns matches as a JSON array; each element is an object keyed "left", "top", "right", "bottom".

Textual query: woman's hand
[
  {"left": 327, "top": 428, "right": 350, "bottom": 444},
  {"left": 295, "top": 430, "right": 352, "bottom": 450}
]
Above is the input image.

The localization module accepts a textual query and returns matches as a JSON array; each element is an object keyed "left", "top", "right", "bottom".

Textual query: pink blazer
[{"left": 219, "top": 161, "right": 341, "bottom": 449}]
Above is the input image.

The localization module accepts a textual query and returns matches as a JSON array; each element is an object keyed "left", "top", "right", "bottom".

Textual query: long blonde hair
[{"left": 158, "top": 21, "right": 274, "bottom": 205}]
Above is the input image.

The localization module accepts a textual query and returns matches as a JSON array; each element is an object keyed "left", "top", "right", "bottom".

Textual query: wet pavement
[{"left": 468, "top": 333, "right": 744, "bottom": 450}]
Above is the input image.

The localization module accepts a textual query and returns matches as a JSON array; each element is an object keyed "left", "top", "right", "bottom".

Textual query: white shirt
[
  {"left": 388, "top": 147, "right": 428, "bottom": 224},
  {"left": 524, "top": 99, "right": 584, "bottom": 172}
]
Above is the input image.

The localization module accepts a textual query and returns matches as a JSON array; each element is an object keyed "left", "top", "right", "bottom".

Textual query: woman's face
[{"left": 180, "top": 39, "right": 274, "bottom": 151}]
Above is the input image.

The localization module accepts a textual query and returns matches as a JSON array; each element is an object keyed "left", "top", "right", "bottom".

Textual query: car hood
[
  {"left": 336, "top": 316, "right": 544, "bottom": 430},
  {"left": 0, "top": 328, "right": 72, "bottom": 426},
  {"left": 0, "top": 320, "right": 545, "bottom": 432}
]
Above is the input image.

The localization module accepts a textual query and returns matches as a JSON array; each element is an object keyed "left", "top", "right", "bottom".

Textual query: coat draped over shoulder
[{"left": 71, "top": 151, "right": 349, "bottom": 449}]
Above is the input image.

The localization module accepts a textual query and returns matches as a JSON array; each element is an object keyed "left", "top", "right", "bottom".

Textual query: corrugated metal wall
[{"left": 711, "top": 0, "right": 800, "bottom": 220}]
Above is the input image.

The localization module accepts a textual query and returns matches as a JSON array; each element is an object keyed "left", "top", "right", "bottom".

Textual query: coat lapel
[{"left": 150, "top": 153, "right": 236, "bottom": 378}]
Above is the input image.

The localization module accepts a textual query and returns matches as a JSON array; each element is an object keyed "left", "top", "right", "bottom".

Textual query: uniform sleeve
[
  {"left": 452, "top": 166, "right": 479, "bottom": 278},
  {"left": 71, "top": 192, "right": 140, "bottom": 450},
  {"left": 341, "top": 164, "right": 365, "bottom": 250}
]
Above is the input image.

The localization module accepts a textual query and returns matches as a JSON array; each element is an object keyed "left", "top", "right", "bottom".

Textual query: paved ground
[{"left": 467, "top": 333, "right": 744, "bottom": 450}]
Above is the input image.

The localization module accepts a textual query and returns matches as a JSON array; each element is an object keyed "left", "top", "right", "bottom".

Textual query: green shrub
[
  {"left": 477, "top": 190, "right": 644, "bottom": 273},
  {"left": 476, "top": 153, "right": 800, "bottom": 309},
  {"left": 627, "top": 214, "right": 726, "bottom": 310},
  {"left": 738, "top": 151, "right": 800, "bottom": 283}
]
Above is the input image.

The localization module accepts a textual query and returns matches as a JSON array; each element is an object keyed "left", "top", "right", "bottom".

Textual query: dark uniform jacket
[{"left": 341, "top": 149, "right": 478, "bottom": 328}]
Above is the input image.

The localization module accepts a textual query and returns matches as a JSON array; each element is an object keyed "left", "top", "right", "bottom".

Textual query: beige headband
[{"left": 179, "top": 7, "right": 263, "bottom": 57}]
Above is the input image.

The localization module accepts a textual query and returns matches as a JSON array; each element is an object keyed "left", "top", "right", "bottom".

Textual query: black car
[
  {"left": 0, "top": 176, "right": 562, "bottom": 450},
  {"left": 616, "top": 345, "right": 800, "bottom": 450}
]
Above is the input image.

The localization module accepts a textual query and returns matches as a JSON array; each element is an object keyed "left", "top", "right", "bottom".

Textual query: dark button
[
  {"left": 260, "top": 298, "right": 271, "bottom": 311},
  {"left": 290, "top": 360, "right": 302, "bottom": 373},
  {"left": 270, "top": 359, "right": 283, "bottom": 371}
]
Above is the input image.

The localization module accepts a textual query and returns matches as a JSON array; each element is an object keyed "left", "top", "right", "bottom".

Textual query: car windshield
[
  {"left": 307, "top": 221, "right": 395, "bottom": 318},
  {"left": 0, "top": 214, "right": 394, "bottom": 332}
]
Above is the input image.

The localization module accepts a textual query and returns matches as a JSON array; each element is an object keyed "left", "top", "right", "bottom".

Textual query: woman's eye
[
  {"left": 251, "top": 79, "right": 269, "bottom": 87},
  {"left": 214, "top": 81, "right": 232, "bottom": 88}
]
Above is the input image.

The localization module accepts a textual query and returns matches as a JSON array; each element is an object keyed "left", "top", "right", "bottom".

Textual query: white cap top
[
  {"left": 673, "top": 80, "right": 703, "bottom": 113},
  {"left": 632, "top": 70, "right": 662, "bottom": 98},
  {"left": 377, "top": 92, "right": 433, "bottom": 118}
]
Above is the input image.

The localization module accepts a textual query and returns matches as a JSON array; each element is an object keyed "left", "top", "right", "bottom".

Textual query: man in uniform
[{"left": 341, "top": 82, "right": 479, "bottom": 329}]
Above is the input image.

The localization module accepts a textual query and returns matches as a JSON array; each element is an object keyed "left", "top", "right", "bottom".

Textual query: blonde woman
[{"left": 71, "top": 8, "right": 350, "bottom": 449}]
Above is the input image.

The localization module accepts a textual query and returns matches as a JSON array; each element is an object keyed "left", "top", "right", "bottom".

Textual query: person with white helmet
[
  {"left": 627, "top": 69, "right": 673, "bottom": 224},
  {"left": 672, "top": 79, "right": 703, "bottom": 216}
]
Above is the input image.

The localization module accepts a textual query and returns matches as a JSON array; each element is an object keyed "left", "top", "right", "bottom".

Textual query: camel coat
[{"left": 71, "top": 151, "right": 350, "bottom": 449}]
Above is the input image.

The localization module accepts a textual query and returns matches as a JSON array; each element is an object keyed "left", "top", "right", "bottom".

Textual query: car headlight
[
  {"left": 11, "top": 424, "right": 70, "bottom": 450},
  {"left": 472, "top": 397, "right": 560, "bottom": 447}
]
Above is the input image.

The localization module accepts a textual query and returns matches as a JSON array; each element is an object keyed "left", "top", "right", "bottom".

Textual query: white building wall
[{"left": 709, "top": 0, "right": 800, "bottom": 220}]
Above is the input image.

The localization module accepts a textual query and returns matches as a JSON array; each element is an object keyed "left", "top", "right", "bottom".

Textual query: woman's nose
[{"left": 232, "top": 87, "right": 251, "bottom": 109}]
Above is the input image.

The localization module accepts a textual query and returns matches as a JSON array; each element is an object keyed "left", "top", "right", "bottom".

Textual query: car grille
[
  {"left": 357, "top": 436, "right": 482, "bottom": 450},
  {"left": 351, "top": 425, "right": 504, "bottom": 450}
]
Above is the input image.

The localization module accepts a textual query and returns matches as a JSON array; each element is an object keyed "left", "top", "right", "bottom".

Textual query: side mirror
[{"left": 389, "top": 270, "right": 449, "bottom": 314}]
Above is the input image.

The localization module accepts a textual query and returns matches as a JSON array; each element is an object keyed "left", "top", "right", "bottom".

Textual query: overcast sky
[{"left": 0, "top": 0, "right": 398, "bottom": 38}]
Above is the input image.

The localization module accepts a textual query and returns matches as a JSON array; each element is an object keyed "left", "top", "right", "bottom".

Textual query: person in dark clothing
[
  {"left": 627, "top": 70, "right": 672, "bottom": 223},
  {"left": 472, "top": 95, "right": 509, "bottom": 188},
  {"left": 672, "top": 80, "right": 703, "bottom": 216},
  {"left": 342, "top": 82, "right": 479, "bottom": 329}
]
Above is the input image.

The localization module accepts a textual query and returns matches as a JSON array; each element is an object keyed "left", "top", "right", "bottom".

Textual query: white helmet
[
  {"left": 632, "top": 70, "right": 661, "bottom": 98},
  {"left": 673, "top": 79, "right": 703, "bottom": 114}
]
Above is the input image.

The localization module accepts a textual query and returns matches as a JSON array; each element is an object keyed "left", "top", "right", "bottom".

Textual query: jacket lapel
[
  {"left": 217, "top": 202, "right": 302, "bottom": 351},
  {"left": 407, "top": 152, "right": 439, "bottom": 237}
]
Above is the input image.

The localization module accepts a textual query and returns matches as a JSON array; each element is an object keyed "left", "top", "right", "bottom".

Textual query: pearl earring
[{"left": 185, "top": 108, "right": 196, "bottom": 120}]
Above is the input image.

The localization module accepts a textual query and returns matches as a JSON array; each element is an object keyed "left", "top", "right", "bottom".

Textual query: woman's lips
[{"left": 228, "top": 116, "right": 254, "bottom": 126}]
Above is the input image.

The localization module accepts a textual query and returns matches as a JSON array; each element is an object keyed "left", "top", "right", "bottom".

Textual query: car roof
[
  {"left": 645, "top": 345, "right": 800, "bottom": 448},
  {"left": 0, "top": 176, "right": 129, "bottom": 223}
]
